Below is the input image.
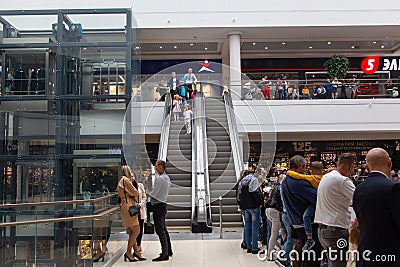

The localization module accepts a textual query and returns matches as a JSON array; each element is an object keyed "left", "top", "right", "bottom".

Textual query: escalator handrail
[
  {"left": 223, "top": 90, "right": 244, "bottom": 181},
  {"left": 157, "top": 92, "right": 172, "bottom": 161},
  {"left": 196, "top": 90, "right": 212, "bottom": 226},
  {"left": 191, "top": 94, "right": 198, "bottom": 224}
]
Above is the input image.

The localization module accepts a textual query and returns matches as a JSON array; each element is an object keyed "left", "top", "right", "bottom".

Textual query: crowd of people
[
  {"left": 254, "top": 74, "right": 399, "bottom": 100},
  {"left": 236, "top": 148, "right": 400, "bottom": 267}
]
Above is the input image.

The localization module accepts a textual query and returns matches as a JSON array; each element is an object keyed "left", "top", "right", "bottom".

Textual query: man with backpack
[{"left": 238, "top": 171, "right": 263, "bottom": 254}]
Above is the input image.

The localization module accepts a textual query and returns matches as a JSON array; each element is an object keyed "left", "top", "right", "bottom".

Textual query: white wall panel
[{"left": 233, "top": 99, "right": 400, "bottom": 133}]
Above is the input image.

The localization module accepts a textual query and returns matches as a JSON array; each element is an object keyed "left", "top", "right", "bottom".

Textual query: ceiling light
[
  {"left": 205, "top": 47, "right": 208, "bottom": 50},
  {"left": 264, "top": 46, "right": 268, "bottom": 50},
  {"left": 83, "top": 47, "right": 87, "bottom": 50},
  {"left": 373, "top": 41, "right": 377, "bottom": 44},
  {"left": 351, "top": 46, "right": 355, "bottom": 49},
  {"left": 309, "top": 46, "right": 313, "bottom": 49},
  {"left": 190, "top": 43, "right": 194, "bottom": 46},
  {"left": 252, "top": 42, "right": 256, "bottom": 45},
  {"left": 381, "top": 45, "right": 385, "bottom": 48},
  {"left": 282, "top": 42, "right": 286, "bottom": 45},
  {"left": 173, "top": 45, "right": 177, "bottom": 49},
  {"left": 159, "top": 46, "right": 163, "bottom": 49},
  {"left": 327, "top": 41, "right": 331, "bottom": 45}
]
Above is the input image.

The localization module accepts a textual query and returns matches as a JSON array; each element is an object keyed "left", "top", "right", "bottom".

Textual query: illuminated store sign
[{"left": 361, "top": 56, "right": 400, "bottom": 74}]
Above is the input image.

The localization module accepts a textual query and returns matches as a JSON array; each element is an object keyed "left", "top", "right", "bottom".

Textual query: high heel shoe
[
  {"left": 93, "top": 252, "right": 105, "bottom": 262},
  {"left": 133, "top": 252, "right": 147, "bottom": 261},
  {"left": 124, "top": 253, "right": 138, "bottom": 262}
]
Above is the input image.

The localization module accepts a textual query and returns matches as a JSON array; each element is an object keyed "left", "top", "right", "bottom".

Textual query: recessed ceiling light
[
  {"left": 173, "top": 45, "right": 177, "bottom": 49},
  {"left": 159, "top": 46, "right": 163, "bottom": 49},
  {"left": 327, "top": 41, "right": 331, "bottom": 45},
  {"left": 264, "top": 46, "right": 268, "bottom": 50},
  {"left": 252, "top": 42, "right": 256, "bottom": 45},
  {"left": 205, "top": 47, "right": 208, "bottom": 50},
  {"left": 381, "top": 45, "right": 385, "bottom": 48},
  {"left": 309, "top": 46, "right": 313, "bottom": 49},
  {"left": 190, "top": 43, "right": 194, "bottom": 46},
  {"left": 351, "top": 46, "right": 355, "bottom": 49},
  {"left": 282, "top": 42, "right": 286, "bottom": 45},
  {"left": 373, "top": 41, "right": 377, "bottom": 44}
]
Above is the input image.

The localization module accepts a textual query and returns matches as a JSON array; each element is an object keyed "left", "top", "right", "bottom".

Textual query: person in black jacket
[
  {"left": 266, "top": 177, "right": 284, "bottom": 259},
  {"left": 236, "top": 170, "right": 250, "bottom": 250},
  {"left": 353, "top": 148, "right": 400, "bottom": 267},
  {"left": 239, "top": 171, "right": 263, "bottom": 254},
  {"left": 167, "top": 72, "right": 179, "bottom": 101}
]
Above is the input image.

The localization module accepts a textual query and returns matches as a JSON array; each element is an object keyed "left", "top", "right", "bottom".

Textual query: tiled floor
[{"left": 111, "top": 239, "right": 276, "bottom": 267}]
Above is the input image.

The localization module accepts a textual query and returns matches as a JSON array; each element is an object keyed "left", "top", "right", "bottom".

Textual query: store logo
[
  {"left": 198, "top": 60, "right": 215, "bottom": 73},
  {"left": 361, "top": 56, "right": 400, "bottom": 74}
]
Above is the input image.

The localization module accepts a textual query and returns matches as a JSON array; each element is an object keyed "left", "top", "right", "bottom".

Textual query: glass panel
[{"left": 3, "top": 52, "right": 47, "bottom": 96}]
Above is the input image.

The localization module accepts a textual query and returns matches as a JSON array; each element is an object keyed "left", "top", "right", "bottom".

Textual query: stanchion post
[{"left": 219, "top": 196, "right": 222, "bottom": 239}]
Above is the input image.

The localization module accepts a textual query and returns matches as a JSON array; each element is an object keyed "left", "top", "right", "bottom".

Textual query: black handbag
[
  {"left": 144, "top": 221, "right": 155, "bottom": 234},
  {"left": 128, "top": 205, "right": 140, "bottom": 217},
  {"left": 123, "top": 179, "right": 140, "bottom": 217}
]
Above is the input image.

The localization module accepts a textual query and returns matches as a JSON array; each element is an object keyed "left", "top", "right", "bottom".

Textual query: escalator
[
  {"left": 164, "top": 119, "right": 193, "bottom": 227},
  {"left": 157, "top": 93, "right": 193, "bottom": 228},
  {"left": 204, "top": 96, "right": 243, "bottom": 227}
]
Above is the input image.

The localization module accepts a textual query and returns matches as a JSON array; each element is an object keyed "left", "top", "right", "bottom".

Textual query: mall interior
[{"left": 0, "top": 1, "right": 400, "bottom": 266}]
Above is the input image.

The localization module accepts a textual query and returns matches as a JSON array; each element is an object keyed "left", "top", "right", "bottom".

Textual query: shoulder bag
[{"left": 123, "top": 179, "right": 140, "bottom": 217}]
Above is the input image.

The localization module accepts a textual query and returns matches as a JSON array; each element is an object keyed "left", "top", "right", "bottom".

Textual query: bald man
[{"left": 353, "top": 148, "right": 400, "bottom": 267}]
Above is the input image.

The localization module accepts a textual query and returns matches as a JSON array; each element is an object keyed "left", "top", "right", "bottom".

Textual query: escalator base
[{"left": 192, "top": 222, "right": 212, "bottom": 233}]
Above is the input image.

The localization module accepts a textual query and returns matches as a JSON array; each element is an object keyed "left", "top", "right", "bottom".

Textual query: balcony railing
[{"left": 0, "top": 193, "right": 123, "bottom": 267}]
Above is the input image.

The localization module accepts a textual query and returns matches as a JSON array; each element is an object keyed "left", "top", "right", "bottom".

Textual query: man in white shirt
[
  {"left": 183, "top": 68, "right": 197, "bottom": 99},
  {"left": 314, "top": 153, "right": 355, "bottom": 267}
]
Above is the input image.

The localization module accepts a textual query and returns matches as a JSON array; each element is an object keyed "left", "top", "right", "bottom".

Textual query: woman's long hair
[
  {"left": 121, "top": 165, "right": 138, "bottom": 189},
  {"left": 121, "top": 165, "right": 132, "bottom": 179}
]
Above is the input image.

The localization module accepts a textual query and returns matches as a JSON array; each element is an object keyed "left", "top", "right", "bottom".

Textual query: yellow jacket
[{"left": 286, "top": 170, "right": 322, "bottom": 189}]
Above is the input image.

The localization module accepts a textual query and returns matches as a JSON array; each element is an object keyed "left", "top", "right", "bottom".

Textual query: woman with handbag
[{"left": 117, "top": 165, "right": 146, "bottom": 261}]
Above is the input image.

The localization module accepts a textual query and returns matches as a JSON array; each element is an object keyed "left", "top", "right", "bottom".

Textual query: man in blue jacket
[
  {"left": 239, "top": 171, "right": 263, "bottom": 254},
  {"left": 281, "top": 155, "right": 322, "bottom": 267}
]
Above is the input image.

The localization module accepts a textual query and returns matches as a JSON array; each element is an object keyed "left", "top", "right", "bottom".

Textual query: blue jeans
[
  {"left": 241, "top": 213, "right": 247, "bottom": 248},
  {"left": 243, "top": 207, "right": 261, "bottom": 251},
  {"left": 260, "top": 209, "right": 272, "bottom": 247},
  {"left": 303, "top": 205, "right": 315, "bottom": 236},
  {"left": 278, "top": 90, "right": 284, "bottom": 100},
  {"left": 279, "top": 212, "right": 295, "bottom": 267}
]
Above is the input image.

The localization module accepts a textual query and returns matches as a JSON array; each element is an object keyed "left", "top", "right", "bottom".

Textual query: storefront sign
[
  {"left": 361, "top": 56, "right": 400, "bottom": 74},
  {"left": 276, "top": 140, "right": 397, "bottom": 154}
]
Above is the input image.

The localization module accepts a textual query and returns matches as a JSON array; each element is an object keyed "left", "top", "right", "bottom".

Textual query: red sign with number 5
[{"left": 361, "top": 56, "right": 380, "bottom": 74}]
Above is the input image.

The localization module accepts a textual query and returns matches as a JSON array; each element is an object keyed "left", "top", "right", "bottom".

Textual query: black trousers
[
  {"left": 152, "top": 203, "right": 172, "bottom": 256},
  {"left": 137, "top": 217, "right": 144, "bottom": 246},
  {"left": 294, "top": 224, "right": 322, "bottom": 267}
]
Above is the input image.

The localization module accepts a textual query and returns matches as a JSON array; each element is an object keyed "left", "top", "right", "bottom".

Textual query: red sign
[{"left": 361, "top": 56, "right": 380, "bottom": 75}]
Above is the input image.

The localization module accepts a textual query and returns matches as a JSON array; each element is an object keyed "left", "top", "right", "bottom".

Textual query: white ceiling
[{"left": 137, "top": 25, "right": 400, "bottom": 59}]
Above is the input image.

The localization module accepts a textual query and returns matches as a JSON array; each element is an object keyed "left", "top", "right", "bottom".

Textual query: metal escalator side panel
[
  {"left": 157, "top": 92, "right": 172, "bottom": 161},
  {"left": 223, "top": 91, "right": 244, "bottom": 181}
]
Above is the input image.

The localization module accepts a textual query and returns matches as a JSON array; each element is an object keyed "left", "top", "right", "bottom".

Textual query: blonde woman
[{"left": 118, "top": 165, "right": 146, "bottom": 261}]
